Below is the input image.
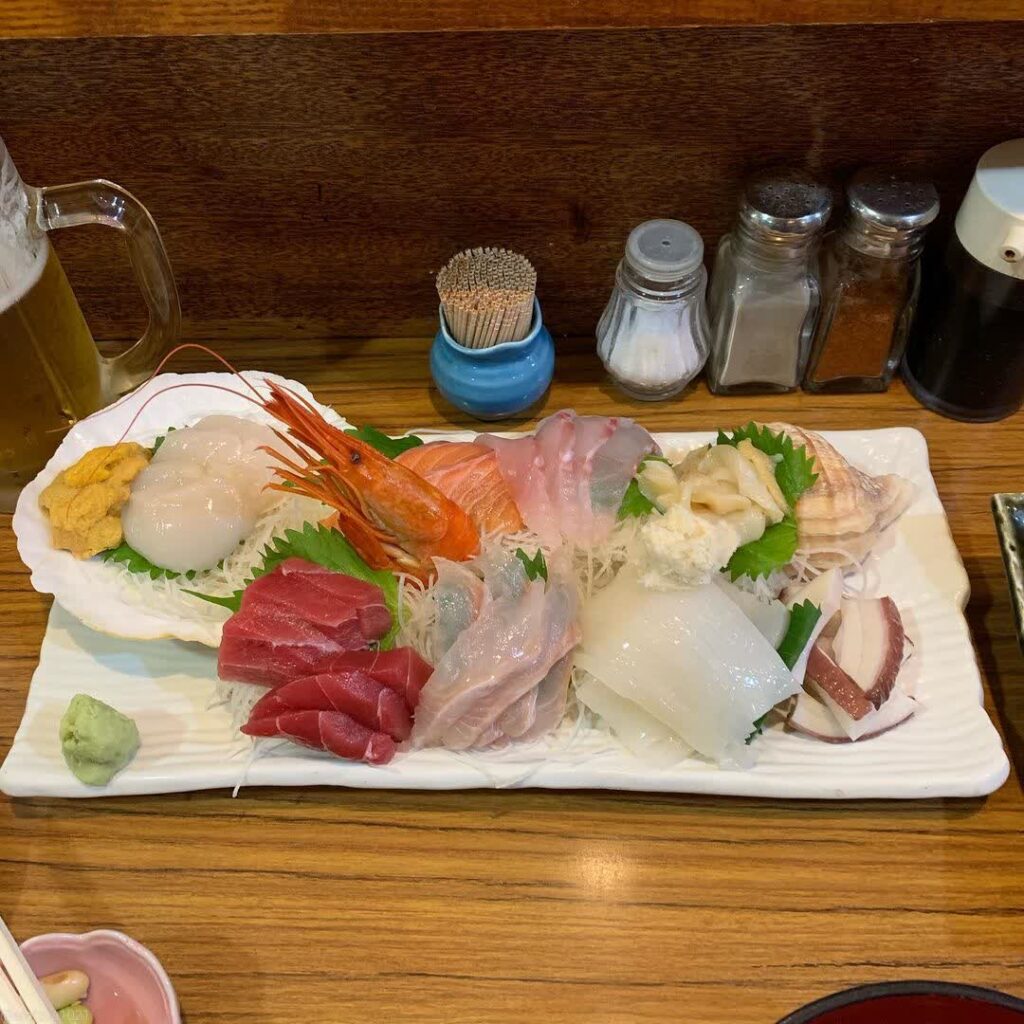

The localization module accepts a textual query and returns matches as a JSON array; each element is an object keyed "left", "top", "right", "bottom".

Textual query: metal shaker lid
[
  {"left": 955, "top": 138, "right": 1024, "bottom": 280},
  {"left": 740, "top": 167, "right": 832, "bottom": 236},
  {"left": 846, "top": 166, "right": 940, "bottom": 233},
  {"left": 625, "top": 219, "right": 704, "bottom": 282}
]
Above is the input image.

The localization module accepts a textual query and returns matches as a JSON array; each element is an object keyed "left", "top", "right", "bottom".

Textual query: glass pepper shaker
[
  {"left": 803, "top": 167, "right": 939, "bottom": 393},
  {"left": 706, "top": 168, "right": 832, "bottom": 394},
  {"left": 596, "top": 219, "right": 710, "bottom": 401}
]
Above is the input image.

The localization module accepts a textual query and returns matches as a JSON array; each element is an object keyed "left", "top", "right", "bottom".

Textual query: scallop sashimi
[
  {"left": 574, "top": 566, "right": 799, "bottom": 764},
  {"left": 478, "top": 410, "right": 658, "bottom": 547},
  {"left": 396, "top": 441, "right": 524, "bottom": 535},
  {"left": 123, "top": 414, "right": 284, "bottom": 572}
]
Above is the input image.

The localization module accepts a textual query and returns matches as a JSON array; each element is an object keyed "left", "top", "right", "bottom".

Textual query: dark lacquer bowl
[{"left": 779, "top": 981, "right": 1024, "bottom": 1023}]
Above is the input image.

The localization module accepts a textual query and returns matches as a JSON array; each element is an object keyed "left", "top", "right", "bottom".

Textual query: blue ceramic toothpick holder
[{"left": 430, "top": 298, "right": 555, "bottom": 420}]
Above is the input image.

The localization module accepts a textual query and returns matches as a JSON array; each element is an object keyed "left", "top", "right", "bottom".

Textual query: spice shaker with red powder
[{"left": 803, "top": 168, "right": 939, "bottom": 393}]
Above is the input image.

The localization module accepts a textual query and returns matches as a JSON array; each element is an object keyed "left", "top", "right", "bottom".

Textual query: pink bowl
[{"left": 20, "top": 930, "right": 180, "bottom": 1024}]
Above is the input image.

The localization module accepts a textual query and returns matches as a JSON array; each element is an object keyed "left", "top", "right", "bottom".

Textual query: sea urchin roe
[{"left": 38, "top": 442, "right": 150, "bottom": 559}]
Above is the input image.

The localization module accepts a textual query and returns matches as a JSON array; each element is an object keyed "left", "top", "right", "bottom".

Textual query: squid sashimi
[
  {"left": 576, "top": 675, "right": 694, "bottom": 768},
  {"left": 396, "top": 442, "right": 524, "bottom": 535},
  {"left": 242, "top": 709, "right": 396, "bottom": 765},
  {"left": 575, "top": 567, "right": 798, "bottom": 764},
  {"left": 247, "top": 672, "right": 413, "bottom": 740},
  {"left": 478, "top": 410, "right": 657, "bottom": 547},
  {"left": 411, "top": 563, "right": 580, "bottom": 751}
]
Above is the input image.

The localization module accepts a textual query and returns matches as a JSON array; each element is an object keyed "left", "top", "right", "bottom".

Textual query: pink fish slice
[{"left": 248, "top": 671, "right": 412, "bottom": 740}]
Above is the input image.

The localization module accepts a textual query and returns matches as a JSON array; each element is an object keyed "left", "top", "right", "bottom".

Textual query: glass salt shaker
[
  {"left": 803, "top": 167, "right": 939, "bottom": 393},
  {"left": 707, "top": 168, "right": 832, "bottom": 394},
  {"left": 596, "top": 219, "right": 710, "bottom": 400}
]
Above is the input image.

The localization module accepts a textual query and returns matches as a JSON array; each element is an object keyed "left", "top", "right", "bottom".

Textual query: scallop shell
[
  {"left": 768, "top": 422, "right": 916, "bottom": 571},
  {"left": 13, "top": 372, "right": 349, "bottom": 646}
]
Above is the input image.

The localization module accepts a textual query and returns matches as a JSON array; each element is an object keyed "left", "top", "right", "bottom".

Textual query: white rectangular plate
[{"left": 0, "top": 428, "right": 1010, "bottom": 800}]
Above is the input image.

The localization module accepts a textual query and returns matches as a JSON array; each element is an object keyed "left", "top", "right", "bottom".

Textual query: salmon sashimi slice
[
  {"left": 248, "top": 671, "right": 412, "bottom": 740},
  {"left": 397, "top": 441, "right": 524, "bottom": 536},
  {"left": 242, "top": 709, "right": 396, "bottom": 764}
]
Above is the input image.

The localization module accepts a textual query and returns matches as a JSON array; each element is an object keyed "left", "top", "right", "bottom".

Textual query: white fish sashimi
[
  {"left": 478, "top": 410, "right": 657, "bottom": 548},
  {"left": 411, "top": 570, "right": 581, "bottom": 751},
  {"left": 575, "top": 567, "right": 799, "bottom": 764},
  {"left": 576, "top": 673, "right": 693, "bottom": 768}
]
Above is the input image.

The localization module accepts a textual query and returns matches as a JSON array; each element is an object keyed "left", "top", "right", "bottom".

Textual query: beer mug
[{"left": 0, "top": 137, "right": 180, "bottom": 511}]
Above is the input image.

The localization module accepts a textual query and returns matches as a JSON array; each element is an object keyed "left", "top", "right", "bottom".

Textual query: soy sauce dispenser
[{"left": 904, "top": 139, "right": 1024, "bottom": 421}]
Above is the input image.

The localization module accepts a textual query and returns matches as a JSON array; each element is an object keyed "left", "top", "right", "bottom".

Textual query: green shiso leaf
[
  {"left": 101, "top": 541, "right": 194, "bottom": 581},
  {"left": 776, "top": 599, "right": 822, "bottom": 671},
  {"left": 186, "top": 522, "right": 401, "bottom": 649},
  {"left": 725, "top": 516, "right": 798, "bottom": 582},
  {"left": 716, "top": 423, "right": 818, "bottom": 580},
  {"left": 344, "top": 424, "right": 424, "bottom": 459},
  {"left": 747, "top": 599, "right": 823, "bottom": 743},
  {"left": 515, "top": 547, "right": 548, "bottom": 582},
  {"left": 715, "top": 421, "right": 817, "bottom": 508},
  {"left": 617, "top": 455, "right": 670, "bottom": 520}
]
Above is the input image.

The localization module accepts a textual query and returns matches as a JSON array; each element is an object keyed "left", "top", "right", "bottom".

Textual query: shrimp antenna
[{"left": 114, "top": 382, "right": 264, "bottom": 445}]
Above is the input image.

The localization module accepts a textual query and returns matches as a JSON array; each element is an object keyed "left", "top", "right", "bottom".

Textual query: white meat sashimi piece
[
  {"left": 832, "top": 596, "right": 906, "bottom": 708},
  {"left": 575, "top": 567, "right": 799, "bottom": 764},
  {"left": 786, "top": 690, "right": 849, "bottom": 742},
  {"left": 429, "top": 559, "right": 487, "bottom": 661},
  {"left": 808, "top": 682, "right": 917, "bottom": 741},
  {"left": 410, "top": 571, "right": 580, "bottom": 750},
  {"left": 478, "top": 411, "right": 657, "bottom": 548},
  {"left": 576, "top": 674, "right": 694, "bottom": 768},
  {"left": 785, "top": 568, "right": 844, "bottom": 688},
  {"left": 714, "top": 577, "right": 789, "bottom": 648},
  {"left": 536, "top": 410, "right": 581, "bottom": 542},
  {"left": 477, "top": 434, "right": 558, "bottom": 545},
  {"left": 519, "top": 652, "right": 576, "bottom": 742}
]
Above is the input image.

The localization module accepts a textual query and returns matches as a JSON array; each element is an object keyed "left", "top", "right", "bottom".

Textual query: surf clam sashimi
[
  {"left": 575, "top": 566, "right": 800, "bottom": 765},
  {"left": 122, "top": 415, "right": 283, "bottom": 572}
]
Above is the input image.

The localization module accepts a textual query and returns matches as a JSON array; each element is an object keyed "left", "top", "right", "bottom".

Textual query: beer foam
[{"left": 0, "top": 146, "right": 47, "bottom": 313}]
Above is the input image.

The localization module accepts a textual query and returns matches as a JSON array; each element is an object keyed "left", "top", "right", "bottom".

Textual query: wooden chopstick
[
  {"left": 0, "top": 965, "right": 36, "bottom": 1024},
  {"left": 0, "top": 918, "right": 59, "bottom": 1024}
]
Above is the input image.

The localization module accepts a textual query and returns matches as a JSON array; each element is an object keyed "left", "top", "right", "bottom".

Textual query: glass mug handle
[{"left": 34, "top": 178, "right": 181, "bottom": 396}]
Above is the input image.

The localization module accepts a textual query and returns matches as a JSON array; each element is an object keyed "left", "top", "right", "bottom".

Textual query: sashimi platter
[{"left": 0, "top": 368, "right": 1009, "bottom": 799}]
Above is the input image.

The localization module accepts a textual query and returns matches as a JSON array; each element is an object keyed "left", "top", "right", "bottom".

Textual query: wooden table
[{"left": 2, "top": 337, "right": 1022, "bottom": 1024}]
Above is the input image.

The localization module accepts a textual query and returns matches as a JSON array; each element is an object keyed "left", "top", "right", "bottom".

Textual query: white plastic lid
[
  {"left": 626, "top": 219, "right": 704, "bottom": 282},
  {"left": 955, "top": 138, "right": 1024, "bottom": 279}
]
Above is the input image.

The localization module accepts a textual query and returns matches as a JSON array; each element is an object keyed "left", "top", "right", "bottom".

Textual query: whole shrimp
[
  {"left": 260, "top": 379, "right": 479, "bottom": 581},
  {"left": 106, "top": 346, "right": 480, "bottom": 582}
]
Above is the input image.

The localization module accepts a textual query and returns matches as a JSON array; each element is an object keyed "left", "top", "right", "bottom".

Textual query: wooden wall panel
[
  {"left": 4, "top": 0, "right": 1023, "bottom": 38},
  {"left": 1, "top": 23, "right": 1021, "bottom": 343}
]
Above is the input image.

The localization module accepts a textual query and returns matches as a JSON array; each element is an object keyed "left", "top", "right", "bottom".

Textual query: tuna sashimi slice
[
  {"left": 318, "top": 648, "right": 433, "bottom": 709},
  {"left": 248, "top": 671, "right": 412, "bottom": 740},
  {"left": 242, "top": 710, "right": 396, "bottom": 764},
  {"left": 243, "top": 569, "right": 390, "bottom": 647},
  {"left": 397, "top": 442, "right": 524, "bottom": 536},
  {"left": 218, "top": 606, "right": 345, "bottom": 687}
]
